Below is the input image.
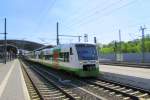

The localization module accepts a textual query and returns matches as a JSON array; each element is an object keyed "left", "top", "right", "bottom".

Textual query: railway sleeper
[
  {"left": 38, "top": 87, "right": 56, "bottom": 90},
  {"left": 137, "top": 93, "right": 148, "bottom": 98},
  {"left": 116, "top": 94, "right": 122, "bottom": 97},
  {"left": 43, "top": 94, "right": 65, "bottom": 98},
  {"left": 115, "top": 87, "right": 126, "bottom": 91},
  {"left": 109, "top": 92, "right": 115, "bottom": 95},
  {"left": 38, "top": 86, "right": 55, "bottom": 90},
  {"left": 74, "top": 96, "right": 81, "bottom": 99},
  {"left": 65, "top": 91, "right": 72, "bottom": 94},
  {"left": 122, "top": 89, "right": 133, "bottom": 93},
  {"left": 129, "top": 91, "right": 140, "bottom": 95},
  {"left": 98, "top": 87, "right": 104, "bottom": 90},
  {"left": 93, "top": 86, "right": 99, "bottom": 89},
  {"left": 103, "top": 90, "right": 110, "bottom": 92},
  {"left": 97, "top": 83, "right": 110, "bottom": 86},
  {"left": 123, "top": 97, "right": 130, "bottom": 100},
  {"left": 63, "top": 98, "right": 70, "bottom": 100},
  {"left": 32, "top": 98, "right": 40, "bottom": 100},
  {"left": 38, "top": 90, "right": 55, "bottom": 92},
  {"left": 111, "top": 86, "right": 121, "bottom": 89},
  {"left": 43, "top": 95, "right": 66, "bottom": 99},
  {"left": 106, "top": 84, "right": 115, "bottom": 87},
  {"left": 39, "top": 85, "right": 56, "bottom": 88},
  {"left": 31, "top": 95, "right": 39, "bottom": 99},
  {"left": 42, "top": 91, "right": 60, "bottom": 94},
  {"left": 41, "top": 92, "right": 63, "bottom": 96},
  {"left": 31, "top": 92, "right": 38, "bottom": 96}
]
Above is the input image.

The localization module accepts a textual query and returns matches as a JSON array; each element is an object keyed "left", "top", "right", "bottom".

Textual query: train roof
[
  {"left": 34, "top": 45, "right": 55, "bottom": 51},
  {"left": 58, "top": 42, "right": 96, "bottom": 46},
  {"left": 34, "top": 43, "right": 96, "bottom": 52}
]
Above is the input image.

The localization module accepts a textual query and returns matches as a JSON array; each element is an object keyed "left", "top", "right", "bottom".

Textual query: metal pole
[
  {"left": 84, "top": 34, "right": 88, "bottom": 42},
  {"left": 140, "top": 26, "right": 146, "bottom": 63},
  {"left": 4, "top": 18, "right": 7, "bottom": 64},
  {"left": 94, "top": 37, "right": 97, "bottom": 44},
  {"left": 22, "top": 39, "right": 25, "bottom": 55},
  {"left": 56, "top": 22, "right": 59, "bottom": 45},
  {"left": 118, "top": 29, "right": 122, "bottom": 61},
  {"left": 78, "top": 36, "right": 81, "bottom": 42},
  {"left": 114, "top": 41, "right": 117, "bottom": 61},
  {"left": 119, "top": 30, "right": 121, "bottom": 54}
]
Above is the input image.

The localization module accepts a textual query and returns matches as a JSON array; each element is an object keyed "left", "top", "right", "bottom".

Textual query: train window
[
  {"left": 63, "top": 53, "right": 65, "bottom": 62},
  {"left": 70, "top": 48, "right": 73, "bottom": 55},
  {"left": 64, "top": 52, "right": 69, "bottom": 62},
  {"left": 59, "top": 53, "right": 64, "bottom": 61},
  {"left": 49, "top": 55, "right": 53, "bottom": 60}
]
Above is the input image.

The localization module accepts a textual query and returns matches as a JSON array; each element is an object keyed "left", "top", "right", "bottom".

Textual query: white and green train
[{"left": 27, "top": 43, "right": 100, "bottom": 77}]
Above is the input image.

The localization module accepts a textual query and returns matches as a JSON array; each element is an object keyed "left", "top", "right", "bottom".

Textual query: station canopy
[{"left": 0, "top": 39, "right": 45, "bottom": 51}]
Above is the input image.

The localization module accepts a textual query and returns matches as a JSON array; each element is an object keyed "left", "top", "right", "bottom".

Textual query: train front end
[{"left": 75, "top": 44, "right": 99, "bottom": 77}]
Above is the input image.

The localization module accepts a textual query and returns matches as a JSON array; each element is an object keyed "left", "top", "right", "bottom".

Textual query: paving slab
[
  {"left": 0, "top": 61, "right": 15, "bottom": 85},
  {"left": 0, "top": 59, "right": 30, "bottom": 100}
]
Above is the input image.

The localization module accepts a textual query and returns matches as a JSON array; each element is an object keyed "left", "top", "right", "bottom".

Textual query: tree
[{"left": 99, "top": 36, "right": 150, "bottom": 54}]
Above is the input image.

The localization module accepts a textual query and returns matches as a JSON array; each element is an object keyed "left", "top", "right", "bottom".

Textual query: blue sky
[{"left": 0, "top": 0, "right": 150, "bottom": 45}]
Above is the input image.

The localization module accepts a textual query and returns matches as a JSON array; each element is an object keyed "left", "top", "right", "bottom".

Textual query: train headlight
[{"left": 80, "top": 61, "right": 83, "bottom": 64}]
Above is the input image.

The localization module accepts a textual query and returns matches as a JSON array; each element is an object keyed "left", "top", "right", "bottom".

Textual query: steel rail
[
  {"left": 20, "top": 60, "right": 44, "bottom": 100},
  {"left": 27, "top": 62, "right": 78, "bottom": 100},
  {"left": 84, "top": 78, "right": 150, "bottom": 100},
  {"left": 97, "top": 77, "right": 150, "bottom": 95}
]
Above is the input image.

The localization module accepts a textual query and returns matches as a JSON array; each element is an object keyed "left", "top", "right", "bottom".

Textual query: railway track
[
  {"left": 20, "top": 60, "right": 41, "bottom": 100},
  {"left": 23, "top": 60, "right": 150, "bottom": 100},
  {"left": 21, "top": 59, "right": 106, "bottom": 100},
  {"left": 84, "top": 78, "right": 150, "bottom": 100},
  {"left": 20, "top": 60, "right": 81, "bottom": 100}
]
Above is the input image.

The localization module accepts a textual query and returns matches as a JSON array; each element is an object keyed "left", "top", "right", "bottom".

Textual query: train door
[
  {"left": 69, "top": 46, "right": 78, "bottom": 68},
  {"left": 53, "top": 49, "right": 60, "bottom": 69}
]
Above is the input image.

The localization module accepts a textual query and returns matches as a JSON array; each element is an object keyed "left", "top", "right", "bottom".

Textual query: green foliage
[
  {"left": 101, "top": 47, "right": 114, "bottom": 54},
  {"left": 99, "top": 35, "right": 150, "bottom": 54},
  {"left": 145, "top": 41, "right": 150, "bottom": 52}
]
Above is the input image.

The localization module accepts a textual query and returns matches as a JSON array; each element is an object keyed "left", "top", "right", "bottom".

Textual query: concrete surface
[
  {"left": 99, "top": 64, "right": 150, "bottom": 90},
  {"left": 0, "top": 59, "right": 30, "bottom": 100}
]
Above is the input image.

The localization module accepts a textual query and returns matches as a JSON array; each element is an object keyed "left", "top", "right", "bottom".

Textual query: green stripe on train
[{"left": 32, "top": 60, "right": 99, "bottom": 77}]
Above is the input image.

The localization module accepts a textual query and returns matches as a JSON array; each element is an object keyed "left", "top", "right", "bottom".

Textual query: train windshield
[{"left": 76, "top": 44, "right": 98, "bottom": 60}]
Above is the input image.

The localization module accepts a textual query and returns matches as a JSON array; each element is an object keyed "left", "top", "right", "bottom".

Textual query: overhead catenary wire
[
  {"left": 128, "top": 32, "right": 140, "bottom": 40},
  {"left": 63, "top": 0, "right": 139, "bottom": 33},
  {"left": 61, "top": 0, "right": 115, "bottom": 34},
  {"left": 0, "top": 18, "right": 5, "bottom": 33},
  {"left": 64, "top": 0, "right": 124, "bottom": 30},
  {"left": 34, "top": 0, "right": 57, "bottom": 33},
  {"left": 64, "top": 0, "right": 109, "bottom": 24}
]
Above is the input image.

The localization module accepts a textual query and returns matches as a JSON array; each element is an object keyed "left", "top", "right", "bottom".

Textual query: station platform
[
  {"left": 100, "top": 64, "right": 150, "bottom": 90},
  {"left": 0, "top": 59, "right": 30, "bottom": 100}
]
